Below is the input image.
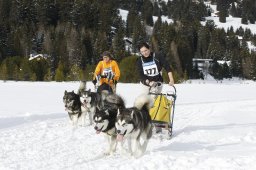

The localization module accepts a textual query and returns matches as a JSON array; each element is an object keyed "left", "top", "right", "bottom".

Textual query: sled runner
[{"left": 149, "top": 84, "right": 177, "bottom": 137}]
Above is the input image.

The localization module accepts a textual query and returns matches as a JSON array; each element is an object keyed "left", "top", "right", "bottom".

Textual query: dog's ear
[
  {"left": 77, "top": 89, "right": 81, "bottom": 95},
  {"left": 117, "top": 109, "right": 120, "bottom": 116},
  {"left": 131, "top": 111, "right": 134, "bottom": 119},
  {"left": 96, "top": 106, "right": 100, "bottom": 112},
  {"left": 64, "top": 90, "right": 67, "bottom": 94},
  {"left": 105, "top": 109, "right": 109, "bottom": 116}
]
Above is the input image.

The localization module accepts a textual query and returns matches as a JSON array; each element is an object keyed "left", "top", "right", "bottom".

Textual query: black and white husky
[
  {"left": 93, "top": 94, "right": 125, "bottom": 155},
  {"left": 78, "top": 81, "right": 113, "bottom": 125},
  {"left": 115, "top": 94, "right": 153, "bottom": 157},
  {"left": 63, "top": 90, "right": 82, "bottom": 126},
  {"left": 79, "top": 88, "right": 102, "bottom": 125}
]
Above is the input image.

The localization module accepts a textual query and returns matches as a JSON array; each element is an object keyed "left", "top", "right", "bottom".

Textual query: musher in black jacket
[{"left": 136, "top": 42, "right": 174, "bottom": 94}]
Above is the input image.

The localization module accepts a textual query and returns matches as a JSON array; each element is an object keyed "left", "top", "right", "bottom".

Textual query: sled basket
[
  {"left": 150, "top": 95, "right": 173, "bottom": 123},
  {"left": 149, "top": 85, "right": 177, "bottom": 136}
]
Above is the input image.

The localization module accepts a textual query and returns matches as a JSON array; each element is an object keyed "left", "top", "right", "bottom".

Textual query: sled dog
[
  {"left": 63, "top": 90, "right": 82, "bottom": 126},
  {"left": 115, "top": 94, "right": 153, "bottom": 157},
  {"left": 93, "top": 93, "right": 125, "bottom": 155},
  {"left": 79, "top": 86, "right": 103, "bottom": 125},
  {"left": 78, "top": 81, "right": 114, "bottom": 125}
]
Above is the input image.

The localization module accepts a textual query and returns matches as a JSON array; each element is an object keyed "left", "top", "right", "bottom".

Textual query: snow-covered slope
[
  {"left": 202, "top": 2, "right": 256, "bottom": 34},
  {"left": 1, "top": 81, "right": 256, "bottom": 169}
]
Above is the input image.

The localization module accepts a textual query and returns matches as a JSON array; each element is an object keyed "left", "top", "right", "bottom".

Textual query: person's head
[
  {"left": 138, "top": 42, "right": 151, "bottom": 58},
  {"left": 101, "top": 51, "right": 112, "bottom": 63}
]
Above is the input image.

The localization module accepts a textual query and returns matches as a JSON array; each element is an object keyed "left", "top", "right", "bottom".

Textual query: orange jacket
[{"left": 94, "top": 60, "right": 120, "bottom": 87}]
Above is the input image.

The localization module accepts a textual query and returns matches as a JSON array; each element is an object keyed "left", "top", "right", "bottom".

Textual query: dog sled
[{"left": 149, "top": 83, "right": 177, "bottom": 138}]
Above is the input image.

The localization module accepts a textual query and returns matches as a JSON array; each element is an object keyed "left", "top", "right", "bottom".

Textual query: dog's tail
[
  {"left": 134, "top": 94, "right": 153, "bottom": 111},
  {"left": 105, "top": 93, "right": 125, "bottom": 109},
  {"left": 77, "top": 81, "right": 86, "bottom": 94}
]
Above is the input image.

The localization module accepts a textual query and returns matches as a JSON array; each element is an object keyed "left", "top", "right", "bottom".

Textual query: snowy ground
[{"left": 1, "top": 80, "right": 256, "bottom": 170}]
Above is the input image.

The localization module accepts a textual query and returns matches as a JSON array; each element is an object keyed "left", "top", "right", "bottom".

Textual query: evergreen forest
[{"left": 0, "top": 0, "right": 256, "bottom": 82}]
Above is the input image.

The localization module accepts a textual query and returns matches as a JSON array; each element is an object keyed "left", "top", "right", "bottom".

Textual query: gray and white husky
[
  {"left": 115, "top": 94, "right": 153, "bottom": 157},
  {"left": 93, "top": 93, "right": 125, "bottom": 155},
  {"left": 63, "top": 90, "right": 82, "bottom": 126}
]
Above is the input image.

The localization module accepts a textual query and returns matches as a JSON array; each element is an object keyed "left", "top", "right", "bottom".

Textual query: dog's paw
[
  {"left": 104, "top": 151, "right": 114, "bottom": 156},
  {"left": 104, "top": 152, "right": 110, "bottom": 156}
]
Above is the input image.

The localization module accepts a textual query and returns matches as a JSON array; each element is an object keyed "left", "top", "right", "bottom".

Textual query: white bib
[
  {"left": 142, "top": 60, "right": 159, "bottom": 77},
  {"left": 102, "top": 67, "right": 113, "bottom": 78}
]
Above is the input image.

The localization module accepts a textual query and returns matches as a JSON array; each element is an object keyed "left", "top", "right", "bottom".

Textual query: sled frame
[{"left": 149, "top": 85, "right": 177, "bottom": 137}]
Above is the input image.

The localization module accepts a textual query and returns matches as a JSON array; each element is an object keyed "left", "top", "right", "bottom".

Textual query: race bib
[
  {"left": 142, "top": 61, "right": 159, "bottom": 77},
  {"left": 102, "top": 67, "right": 113, "bottom": 78}
]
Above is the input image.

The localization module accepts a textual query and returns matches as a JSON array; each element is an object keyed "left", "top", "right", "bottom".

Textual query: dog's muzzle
[
  {"left": 94, "top": 125, "right": 103, "bottom": 134},
  {"left": 116, "top": 129, "right": 127, "bottom": 141}
]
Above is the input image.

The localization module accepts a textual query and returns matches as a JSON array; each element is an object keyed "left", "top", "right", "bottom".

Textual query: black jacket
[{"left": 136, "top": 52, "right": 172, "bottom": 85}]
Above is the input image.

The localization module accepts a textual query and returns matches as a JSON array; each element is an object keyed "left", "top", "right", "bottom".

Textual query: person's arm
[
  {"left": 92, "top": 61, "right": 102, "bottom": 85},
  {"left": 112, "top": 60, "right": 120, "bottom": 81},
  {"left": 94, "top": 61, "right": 102, "bottom": 76},
  {"left": 168, "top": 72, "right": 174, "bottom": 85}
]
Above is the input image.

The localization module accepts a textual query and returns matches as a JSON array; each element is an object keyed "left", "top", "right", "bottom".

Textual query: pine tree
[
  {"left": 153, "top": 1, "right": 160, "bottom": 16},
  {"left": 222, "top": 62, "right": 232, "bottom": 79},
  {"left": 230, "top": 2, "right": 238, "bottom": 17},
  {"left": 230, "top": 51, "right": 243, "bottom": 78},
  {"left": 206, "top": 30, "right": 225, "bottom": 60},
  {"left": 94, "top": 31, "right": 109, "bottom": 58},
  {"left": 126, "top": 8, "right": 138, "bottom": 37},
  {"left": 0, "top": 60, "right": 8, "bottom": 81},
  {"left": 244, "top": 29, "right": 252, "bottom": 41},
  {"left": 249, "top": 53, "right": 256, "bottom": 81},
  {"left": 112, "top": 22, "right": 125, "bottom": 61},
  {"left": 132, "top": 15, "right": 146, "bottom": 53},
  {"left": 151, "top": 16, "right": 162, "bottom": 51},
  {"left": 55, "top": 61, "right": 65, "bottom": 81},
  {"left": 119, "top": 55, "right": 139, "bottom": 83},
  {"left": 66, "top": 25, "right": 82, "bottom": 67},
  {"left": 217, "top": 0, "right": 229, "bottom": 23},
  {"left": 219, "top": 10, "right": 226, "bottom": 23},
  {"left": 210, "top": 59, "right": 223, "bottom": 81},
  {"left": 67, "top": 64, "right": 82, "bottom": 81},
  {"left": 205, "top": 20, "right": 216, "bottom": 32},
  {"left": 196, "top": 27, "right": 211, "bottom": 58},
  {"left": 240, "top": 40, "right": 251, "bottom": 78},
  {"left": 20, "top": 58, "right": 33, "bottom": 81}
]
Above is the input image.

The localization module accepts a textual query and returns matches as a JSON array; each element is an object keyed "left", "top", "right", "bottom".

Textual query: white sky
[{"left": 1, "top": 80, "right": 256, "bottom": 169}]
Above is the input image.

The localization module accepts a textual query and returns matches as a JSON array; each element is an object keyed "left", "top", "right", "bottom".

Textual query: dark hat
[{"left": 101, "top": 51, "right": 112, "bottom": 58}]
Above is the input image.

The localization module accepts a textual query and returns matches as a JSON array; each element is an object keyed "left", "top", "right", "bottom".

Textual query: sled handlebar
[
  {"left": 149, "top": 92, "right": 176, "bottom": 98},
  {"left": 149, "top": 84, "right": 177, "bottom": 99}
]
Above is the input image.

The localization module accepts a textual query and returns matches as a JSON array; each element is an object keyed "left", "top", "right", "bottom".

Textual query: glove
[
  {"left": 149, "top": 81, "right": 158, "bottom": 87},
  {"left": 92, "top": 79, "right": 97, "bottom": 85},
  {"left": 96, "top": 74, "right": 101, "bottom": 81},
  {"left": 113, "top": 80, "right": 118, "bottom": 85},
  {"left": 92, "top": 75, "right": 101, "bottom": 85}
]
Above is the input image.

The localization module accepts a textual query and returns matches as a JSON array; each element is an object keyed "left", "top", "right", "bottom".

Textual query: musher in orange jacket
[{"left": 92, "top": 51, "right": 120, "bottom": 93}]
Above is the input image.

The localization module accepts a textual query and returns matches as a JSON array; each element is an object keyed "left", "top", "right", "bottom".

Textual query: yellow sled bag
[{"left": 150, "top": 95, "right": 173, "bottom": 123}]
